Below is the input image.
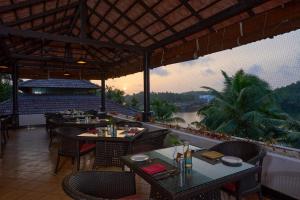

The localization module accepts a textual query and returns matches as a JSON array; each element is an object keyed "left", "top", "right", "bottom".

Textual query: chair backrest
[
  {"left": 55, "top": 127, "right": 83, "bottom": 156},
  {"left": 63, "top": 171, "right": 136, "bottom": 199},
  {"left": 85, "top": 110, "right": 98, "bottom": 116},
  {"left": 133, "top": 129, "right": 169, "bottom": 150},
  {"left": 116, "top": 120, "right": 143, "bottom": 128},
  {"left": 210, "top": 140, "right": 265, "bottom": 165}
]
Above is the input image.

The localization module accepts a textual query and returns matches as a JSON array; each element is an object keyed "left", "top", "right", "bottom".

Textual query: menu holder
[{"left": 192, "top": 150, "right": 223, "bottom": 165}]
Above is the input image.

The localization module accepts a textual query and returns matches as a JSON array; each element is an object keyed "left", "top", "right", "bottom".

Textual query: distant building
[
  {"left": 0, "top": 79, "right": 137, "bottom": 126},
  {"left": 19, "top": 79, "right": 99, "bottom": 95},
  {"left": 198, "top": 94, "right": 214, "bottom": 103}
]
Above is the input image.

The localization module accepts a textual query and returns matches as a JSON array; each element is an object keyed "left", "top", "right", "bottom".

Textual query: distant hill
[
  {"left": 125, "top": 91, "right": 211, "bottom": 112},
  {"left": 274, "top": 81, "right": 300, "bottom": 120}
]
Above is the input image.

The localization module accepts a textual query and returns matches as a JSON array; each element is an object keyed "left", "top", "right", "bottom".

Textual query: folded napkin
[{"left": 142, "top": 163, "right": 166, "bottom": 175}]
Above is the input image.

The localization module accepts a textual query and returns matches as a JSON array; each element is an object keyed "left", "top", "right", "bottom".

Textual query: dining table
[
  {"left": 121, "top": 145, "right": 259, "bottom": 200},
  {"left": 56, "top": 125, "right": 149, "bottom": 168}
]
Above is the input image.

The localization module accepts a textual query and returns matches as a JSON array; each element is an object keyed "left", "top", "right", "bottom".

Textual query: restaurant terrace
[{"left": 0, "top": 0, "right": 300, "bottom": 200}]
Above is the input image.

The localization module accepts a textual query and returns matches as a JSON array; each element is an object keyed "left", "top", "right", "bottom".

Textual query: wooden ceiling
[{"left": 0, "top": 0, "right": 299, "bottom": 80}]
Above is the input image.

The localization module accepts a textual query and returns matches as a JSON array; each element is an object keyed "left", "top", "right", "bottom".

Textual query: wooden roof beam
[
  {"left": 79, "top": 0, "right": 88, "bottom": 39},
  {"left": 0, "top": 0, "right": 46, "bottom": 13},
  {"left": 0, "top": 25, "right": 145, "bottom": 53},
  {"left": 149, "top": 0, "right": 266, "bottom": 50},
  {"left": 11, "top": 54, "right": 112, "bottom": 67},
  {"left": 4, "top": 2, "right": 78, "bottom": 27}
]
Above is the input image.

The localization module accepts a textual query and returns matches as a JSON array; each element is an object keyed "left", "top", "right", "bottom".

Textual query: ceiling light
[
  {"left": 0, "top": 65, "right": 8, "bottom": 69},
  {"left": 76, "top": 60, "right": 87, "bottom": 64},
  {"left": 63, "top": 71, "right": 71, "bottom": 76}
]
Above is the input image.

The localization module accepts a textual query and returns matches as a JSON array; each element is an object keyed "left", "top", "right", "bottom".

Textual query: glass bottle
[{"left": 185, "top": 150, "right": 192, "bottom": 168}]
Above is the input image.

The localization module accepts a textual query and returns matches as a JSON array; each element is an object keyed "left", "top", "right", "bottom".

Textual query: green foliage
[
  {"left": 150, "top": 98, "right": 177, "bottom": 122},
  {"left": 164, "top": 134, "right": 183, "bottom": 147},
  {"left": 126, "top": 91, "right": 210, "bottom": 103},
  {"left": 0, "top": 74, "right": 12, "bottom": 102},
  {"left": 129, "top": 96, "right": 139, "bottom": 109},
  {"left": 106, "top": 86, "right": 125, "bottom": 104},
  {"left": 274, "top": 81, "right": 300, "bottom": 120},
  {"left": 198, "top": 70, "right": 299, "bottom": 144}
]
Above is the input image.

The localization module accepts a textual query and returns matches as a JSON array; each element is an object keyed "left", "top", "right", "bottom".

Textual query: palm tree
[
  {"left": 198, "top": 70, "right": 291, "bottom": 142},
  {"left": 150, "top": 99, "right": 185, "bottom": 125}
]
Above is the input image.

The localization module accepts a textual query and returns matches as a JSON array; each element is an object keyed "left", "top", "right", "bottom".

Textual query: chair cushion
[
  {"left": 118, "top": 194, "right": 144, "bottom": 200},
  {"left": 80, "top": 143, "right": 96, "bottom": 153},
  {"left": 223, "top": 182, "right": 237, "bottom": 192}
]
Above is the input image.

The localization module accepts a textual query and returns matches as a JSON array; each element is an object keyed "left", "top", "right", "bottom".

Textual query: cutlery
[{"left": 153, "top": 169, "right": 179, "bottom": 180}]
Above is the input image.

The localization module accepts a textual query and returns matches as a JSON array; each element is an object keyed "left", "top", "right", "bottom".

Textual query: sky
[{"left": 92, "top": 29, "right": 300, "bottom": 95}]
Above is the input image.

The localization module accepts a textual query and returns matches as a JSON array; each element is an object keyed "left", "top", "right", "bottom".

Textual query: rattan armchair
[
  {"left": 210, "top": 140, "right": 266, "bottom": 200},
  {"left": 55, "top": 127, "right": 96, "bottom": 173},
  {"left": 62, "top": 171, "right": 136, "bottom": 200},
  {"left": 93, "top": 140, "right": 130, "bottom": 169},
  {"left": 131, "top": 128, "right": 169, "bottom": 154},
  {"left": 0, "top": 115, "right": 12, "bottom": 143},
  {"left": 116, "top": 120, "right": 143, "bottom": 128}
]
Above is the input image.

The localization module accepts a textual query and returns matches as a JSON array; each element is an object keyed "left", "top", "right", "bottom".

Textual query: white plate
[
  {"left": 130, "top": 154, "right": 149, "bottom": 162},
  {"left": 221, "top": 156, "right": 243, "bottom": 166}
]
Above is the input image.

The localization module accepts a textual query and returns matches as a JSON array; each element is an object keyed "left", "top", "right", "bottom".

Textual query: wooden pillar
[
  {"left": 143, "top": 51, "right": 151, "bottom": 122},
  {"left": 79, "top": 0, "right": 88, "bottom": 39},
  {"left": 101, "top": 78, "right": 106, "bottom": 112},
  {"left": 0, "top": 120, "right": 2, "bottom": 158},
  {"left": 12, "top": 63, "right": 19, "bottom": 128}
]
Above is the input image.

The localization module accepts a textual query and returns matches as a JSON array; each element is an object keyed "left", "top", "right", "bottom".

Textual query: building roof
[
  {"left": 19, "top": 79, "right": 99, "bottom": 89},
  {"left": 0, "top": 1, "right": 299, "bottom": 79},
  {"left": 0, "top": 95, "right": 137, "bottom": 116}
]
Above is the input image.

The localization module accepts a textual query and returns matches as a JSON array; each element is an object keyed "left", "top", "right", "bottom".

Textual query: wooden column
[
  {"left": 101, "top": 78, "right": 106, "bottom": 112},
  {"left": 0, "top": 120, "right": 2, "bottom": 158},
  {"left": 143, "top": 51, "right": 151, "bottom": 122},
  {"left": 12, "top": 63, "right": 19, "bottom": 128}
]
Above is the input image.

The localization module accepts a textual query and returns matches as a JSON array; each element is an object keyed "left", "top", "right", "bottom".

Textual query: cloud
[
  {"left": 201, "top": 67, "right": 215, "bottom": 75},
  {"left": 151, "top": 67, "right": 169, "bottom": 76},
  {"left": 247, "top": 64, "right": 263, "bottom": 76},
  {"left": 180, "top": 56, "right": 214, "bottom": 67}
]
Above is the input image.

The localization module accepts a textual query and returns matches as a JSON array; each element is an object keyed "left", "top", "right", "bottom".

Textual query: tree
[
  {"left": 106, "top": 86, "right": 125, "bottom": 104},
  {"left": 130, "top": 96, "right": 139, "bottom": 109},
  {"left": 0, "top": 73, "right": 12, "bottom": 102},
  {"left": 198, "top": 70, "right": 294, "bottom": 142},
  {"left": 150, "top": 98, "right": 185, "bottom": 125},
  {"left": 151, "top": 98, "right": 177, "bottom": 122}
]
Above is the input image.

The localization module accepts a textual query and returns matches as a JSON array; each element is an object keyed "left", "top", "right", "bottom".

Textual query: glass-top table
[{"left": 121, "top": 146, "right": 258, "bottom": 200}]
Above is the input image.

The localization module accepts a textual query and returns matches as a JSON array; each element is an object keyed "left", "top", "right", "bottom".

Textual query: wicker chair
[
  {"left": 116, "top": 120, "right": 143, "bottom": 128},
  {"left": 131, "top": 129, "right": 169, "bottom": 154},
  {"left": 55, "top": 127, "right": 96, "bottom": 173},
  {"left": 0, "top": 115, "right": 12, "bottom": 143},
  {"left": 93, "top": 140, "right": 130, "bottom": 169},
  {"left": 85, "top": 110, "right": 98, "bottom": 116},
  {"left": 0, "top": 117, "right": 7, "bottom": 145},
  {"left": 47, "top": 116, "right": 64, "bottom": 148},
  {"left": 210, "top": 140, "right": 266, "bottom": 200},
  {"left": 45, "top": 113, "right": 62, "bottom": 133},
  {"left": 62, "top": 171, "right": 136, "bottom": 200}
]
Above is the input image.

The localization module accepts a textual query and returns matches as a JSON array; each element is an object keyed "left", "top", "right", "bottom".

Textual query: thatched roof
[{"left": 0, "top": 0, "right": 299, "bottom": 80}]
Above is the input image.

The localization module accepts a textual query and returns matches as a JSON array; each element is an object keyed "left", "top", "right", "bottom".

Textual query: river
[{"left": 174, "top": 111, "right": 203, "bottom": 127}]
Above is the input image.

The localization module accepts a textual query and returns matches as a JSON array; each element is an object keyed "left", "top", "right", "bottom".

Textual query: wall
[{"left": 19, "top": 114, "right": 45, "bottom": 126}]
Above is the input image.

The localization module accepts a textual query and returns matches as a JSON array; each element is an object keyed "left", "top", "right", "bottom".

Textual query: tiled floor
[{"left": 0, "top": 127, "right": 267, "bottom": 200}]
